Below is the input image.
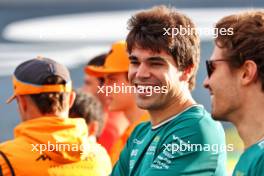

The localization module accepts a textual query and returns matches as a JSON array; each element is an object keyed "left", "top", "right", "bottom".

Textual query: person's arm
[
  {"left": 250, "top": 153, "right": 264, "bottom": 176},
  {"left": 110, "top": 139, "right": 131, "bottom": 176},
  {"left": 110, "top": 122, "right": 148, "bottom": 176}
]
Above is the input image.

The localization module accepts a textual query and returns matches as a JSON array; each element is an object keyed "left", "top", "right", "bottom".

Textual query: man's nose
[
  {"left": 203, "top": 76, "right": 210, "bottom": 89},
  {"left": 136, "top": 63, "right": 151, "bottom": 79}
]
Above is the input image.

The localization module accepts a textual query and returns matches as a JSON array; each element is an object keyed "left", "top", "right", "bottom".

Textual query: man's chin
[
  {"left": 136, "top": 99, "right": 152, "bottom": 110},
  {"left": 211, "top": 111, "right": 228, "bottom": 121},
  {"left": 108, "top": 104, "right": 121, "bottom": 112},
  {"left": 136, "top": 96, "right": 152, "bottom": 109},
  {"left": 136, "top": 94, "right": 165, "bottom": 110},
  {"left": 136, "top": 99, "right": 162, "bottom": 110}
]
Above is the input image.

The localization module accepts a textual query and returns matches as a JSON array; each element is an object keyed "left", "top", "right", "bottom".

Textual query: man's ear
[
  {"left": 180, "top": 64, "right": 194, "bottom": 81},
  {"left": 16, "top": 95, "right": 27, "bottom": 113},
  {"left": 241, "top": 60, "right": 258, "bottom": 86},
  {"left": 88, "top": 121, "right": 99, "bottom": 137},
  {"left": 69, "top": 91, "right": 76, "bottom": 108}
]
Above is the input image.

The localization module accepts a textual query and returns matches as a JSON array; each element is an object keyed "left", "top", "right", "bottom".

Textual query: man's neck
[
  {"left": 150, "top": 94, "right": 196, "bottom": 127},
  {"left": 24, "top": 112, "right": 68, "bottom": 121},
  {"left": 124, "top": 104, "right": 146, "bottom": 124},
  {"left": 231, "top": 94, "right": 264, "bottom": 149},
  {"left": 233, "top": 112, "right": 264, "bottom": 149}
]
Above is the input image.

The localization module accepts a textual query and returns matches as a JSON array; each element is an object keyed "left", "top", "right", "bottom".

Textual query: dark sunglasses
[{"left": 206, "top": 59, "right": 230, "bottom": 77}]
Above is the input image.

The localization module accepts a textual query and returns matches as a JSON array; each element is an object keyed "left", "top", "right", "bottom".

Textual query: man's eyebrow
[
  {"left": 105, "top": 74, "right": 114, "bottom": 79},
  {"left": 129, "top": 55, "right": 167, "bottom": 62},
  {"left": 146, "top": 56, "right": 167, "bottom": 63}
]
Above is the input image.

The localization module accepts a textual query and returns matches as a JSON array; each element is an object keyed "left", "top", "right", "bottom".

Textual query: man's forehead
[
  {"left": 130, "top": 47, "right": 168, "bottom": 57},
  {"left": 210, "top": 45, "right": 226, "bottom": 61},
  {"left": 131, "top": 49, "right": 172, "bottom": 61},
  {"left": 104, "top": 73, "right": 125, "bottom": 79},
  {"left": 130, "top": 48, "right": 177, "bottom": 66}
]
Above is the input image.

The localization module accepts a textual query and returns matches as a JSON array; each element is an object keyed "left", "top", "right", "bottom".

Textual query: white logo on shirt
[{"left": 133, "top": 139, "right": 144, "bottom": 145}]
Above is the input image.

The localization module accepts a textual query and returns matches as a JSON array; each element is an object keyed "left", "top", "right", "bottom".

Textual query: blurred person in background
[
  {"left": 70, "top": 90, "right": 104, "bottom": 141},
  {"left": 85, "top": 41, "right": 149, "bottom": 166},
  {"left": 0, "top": 57, "right": 111, "bottom": 176},
  {"left": 111, "top": 6, "right": 227, "bottom": 176},
  {"left": 82, "top": 53, "right": 107, "bottom": 97},
  {"left": 82, "top": 53, "right": 129, "bottom": 153},
  {"left": 204, "top": 11, "right": 264, "bottom": 176}
]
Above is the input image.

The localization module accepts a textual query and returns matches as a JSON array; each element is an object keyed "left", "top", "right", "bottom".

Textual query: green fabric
[
  {"left": 233, "top": 139, "right": 264, "bottom": 176},
  {"left": 111, "top": 105, "right": 227, "bottom": 176}
]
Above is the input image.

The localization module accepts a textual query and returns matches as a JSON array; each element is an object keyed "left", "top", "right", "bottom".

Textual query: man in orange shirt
[
  {"left": 82, "top": 53, "right": 128, "bottom": 152},
  {"left": 0, "top": 57, "right": 111, "bottom": 176},
  {"left": 85, "top": 41, "right": 149, "bottom": 165}
]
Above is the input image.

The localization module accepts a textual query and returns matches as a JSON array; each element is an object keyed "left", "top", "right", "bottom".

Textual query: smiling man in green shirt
[
  {"left": 111, "top": 6, "right": 227, "bottom": 176},
  {"left": 203, "top": 11, "right": 264, "bottom": 176}
]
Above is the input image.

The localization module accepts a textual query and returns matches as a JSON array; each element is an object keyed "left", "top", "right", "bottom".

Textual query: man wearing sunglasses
[
  {"left": 204, "top": 11, "right": 264, "bottom": 176},
  {"left": 111, "top": 6, "right": 227, "bottom": 176}
]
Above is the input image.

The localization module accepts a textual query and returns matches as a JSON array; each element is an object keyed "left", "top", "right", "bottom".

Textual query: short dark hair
[
  {"left": 69, "top": 91, "right": 104, "bottom": 137},
  {"left": 215, "top": 11, "right": 264, "bottom": 90},
  {"left": 126, "top": 5, "right": 200, "bottom": 90},
  {"left": 29, "top": 75, "right": 68, "bottom": 114},
  {"left": 87, "top": 53, "right": 107, "bottom": 66},
  {"left": 87, "top": 53, "right": 107, "bottom": 86}
]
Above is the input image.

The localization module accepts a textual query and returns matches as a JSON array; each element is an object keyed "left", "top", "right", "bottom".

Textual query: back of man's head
[
  {"left": 7, "top": 57, "right": 73, "bottom": 118},
  {"left": 126, "top": 5, "right": 200, "bottom": 90},
  {"left": 30, "top": 75, "right": 69, "bottom": 114},
  {"left": 69, "top": 91, "right": 104, "bottom": 137}
]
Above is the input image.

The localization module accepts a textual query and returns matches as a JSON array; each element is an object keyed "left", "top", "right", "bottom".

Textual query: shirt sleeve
[{"left": 250, "top": 152, "right": 264, "bottom": 176}]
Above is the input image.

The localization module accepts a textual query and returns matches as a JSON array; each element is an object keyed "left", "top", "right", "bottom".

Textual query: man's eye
[
  {"left": 107, "top": 77, "right": 116, "bottom": 82},
  {"left": 151, "top": 62, "right": 163, "bottom": 66},
  {"left": 85, "top": 81, "right": 92, "bottom": 85},
  {"left": 130, "top": 60, "right": 139, "bottom": 65}
]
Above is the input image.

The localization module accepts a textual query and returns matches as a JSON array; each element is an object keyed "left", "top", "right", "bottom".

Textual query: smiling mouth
[
  {"left": 134, "top": 82, "right": 159, "bottom": 87},
  {"left": 133, "top": 84, "right": 156, "bottom": 97},
  {"left": 135, "top": 84, "right": 155, "bottom": 91}
]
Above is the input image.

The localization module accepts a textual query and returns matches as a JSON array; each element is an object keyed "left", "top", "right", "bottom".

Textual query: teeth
[
  {"left": 136, "top": 84, "right": 155, "bottom": 87},
  {"left": 137, "top": 85, "right": 153, "bottom": 92}
]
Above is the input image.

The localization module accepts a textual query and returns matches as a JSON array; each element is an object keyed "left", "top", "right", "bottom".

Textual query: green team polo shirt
[
  {"left": 233, "top": 139, "right": 264, "bottom": 176},
  {"left": 111, "top": 105, "right": 227, "bottom": 176}
]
